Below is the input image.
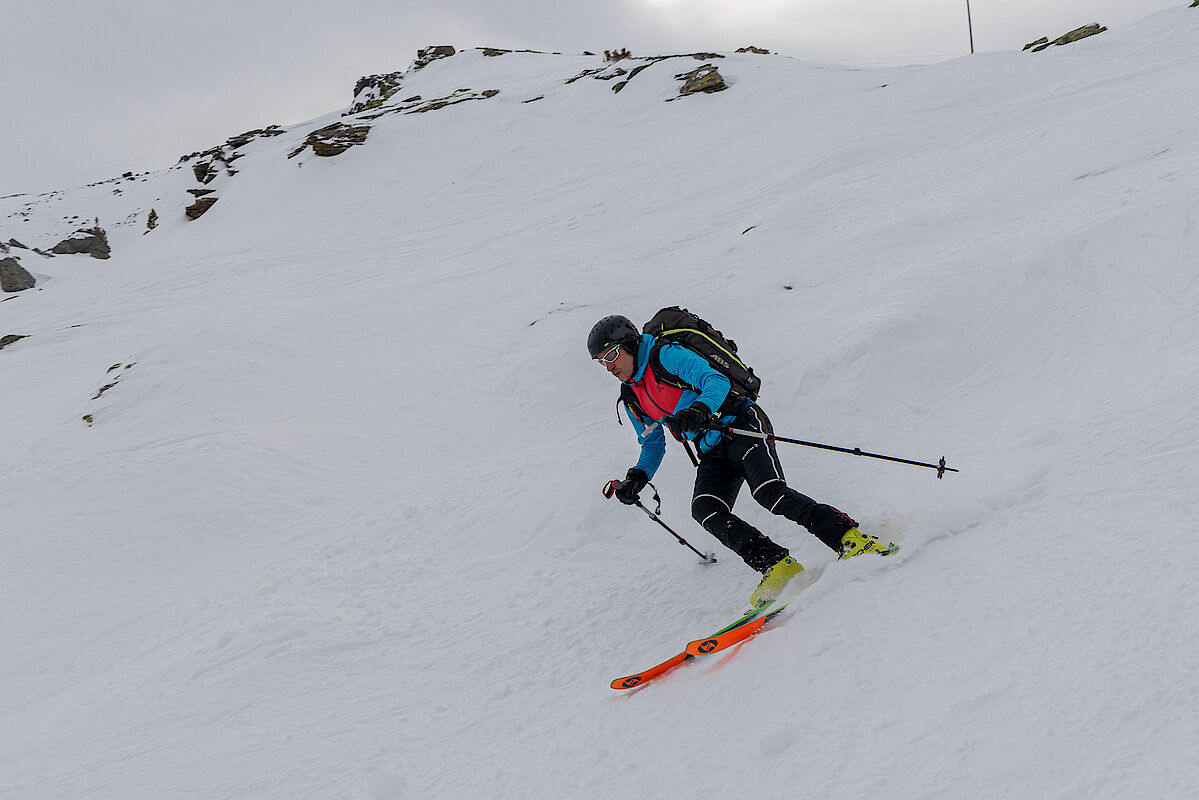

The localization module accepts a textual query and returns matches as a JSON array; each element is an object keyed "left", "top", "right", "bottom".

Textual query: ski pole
[
  {"left": 709, "top": 423, "right": 958, "bottom": 479},
  {"left": 603, "top": 480, "right": 717, "bottom": 564}
]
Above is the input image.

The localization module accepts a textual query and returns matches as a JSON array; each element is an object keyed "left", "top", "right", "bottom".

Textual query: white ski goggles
[{"left": 596, "top": 345, "right": 621, "bottom": 364}]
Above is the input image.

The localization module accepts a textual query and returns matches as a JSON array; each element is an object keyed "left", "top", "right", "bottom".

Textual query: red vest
[{"left": 628, "top": 362, "right": 686, "bottom": 423}]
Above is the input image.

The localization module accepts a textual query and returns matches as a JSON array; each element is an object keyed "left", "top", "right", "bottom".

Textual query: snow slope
[{"left": 3, "top": 9, "right": 1199, "bottom": 799}]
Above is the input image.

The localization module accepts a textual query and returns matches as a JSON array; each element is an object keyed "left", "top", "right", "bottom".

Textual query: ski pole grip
[{"left": 602, "top": 479, "right": 621, "bottom": 499}]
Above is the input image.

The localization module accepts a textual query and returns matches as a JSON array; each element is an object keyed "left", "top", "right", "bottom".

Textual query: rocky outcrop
[
  {"left": 185, "top": 197, "right": 218, "bottom": 219},
  {"left": 413, "top": 46, "right": 456, "bottom": 70},
  {"left": 407, "top": 89, "right": 500, "bottom": 114},
  {"left": 177, "top": 126, "right": 284, "bottom": 221},
  {"left": 0, "top": 334, "right": 28, "bottom": 350},
  {"left": 288, "top": 122, "right": 371, "bottom": 158},
  {"left": 50, "top": 226, "right": 111, "bottom": 259},
  {"left": 569, "top": 52, "right": 729, "bottom": 97},
  {"left": 737, "top": 46, "right": 770, "bottom": 54},
  {"left": 1, "top": 257, "right": 36, "bottom": 292},
  {"left": 1024, "top": 23, "right": 1107, "bottom": 52},
  {"left": 349, "top": 72, "right": 406, "bottom": 115},
  {"left": 179, "top": 126, "right": 286, "bottom": 182},
  {"left": 676, "top": 64, "right": 727, "bottom": 96},
  {"left": 477, "top": 47, "right": 555, "bottom": 57}
]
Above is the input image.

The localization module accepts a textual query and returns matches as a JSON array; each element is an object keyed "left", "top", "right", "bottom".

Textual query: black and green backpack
[{"left": 622, "top": 307, "right": 761, "bottom": 421}]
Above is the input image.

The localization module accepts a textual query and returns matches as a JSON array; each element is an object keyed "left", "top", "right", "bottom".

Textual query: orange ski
[
  {"left": 610, "top": 651, "right": 692, "bottom": 690},
  {"left": 610, "top": 601, "right": 784, "bottom": 690},
  {"left": 685, "top": 603, "right": 788, "bottom": 656}
]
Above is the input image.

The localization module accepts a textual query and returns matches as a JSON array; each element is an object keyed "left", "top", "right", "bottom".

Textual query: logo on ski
[
  {"left": 696, "top": 638, "right": 720, "bottom": 654},
  {"left": 620, "top": 677, "right": 642, "bottom": 688}
]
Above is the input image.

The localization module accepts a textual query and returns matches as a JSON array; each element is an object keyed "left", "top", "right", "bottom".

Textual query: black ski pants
[{"left": 691, "top": 404, "right": 857, "bottom": 572}]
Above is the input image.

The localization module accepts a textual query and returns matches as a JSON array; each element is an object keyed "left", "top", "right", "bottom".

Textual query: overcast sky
[{"left": 0, "top": 0, "right": 1183, "bottom": 197}]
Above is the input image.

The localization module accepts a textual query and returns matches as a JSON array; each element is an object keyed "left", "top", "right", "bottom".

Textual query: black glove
[
  {"left": 667, "top": 402, "right": 713, "bottom": 440},
  {"left": 614, "top": 468, "right": 649, "bottom": 505}
]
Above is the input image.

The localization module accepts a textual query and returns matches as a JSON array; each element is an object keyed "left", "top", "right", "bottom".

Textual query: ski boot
[
  {"left": 749, "top": 556, "right": 803, "bottom": 607},
  {"left": 838, "top": 527, "right": 899, "bottom": 560}
]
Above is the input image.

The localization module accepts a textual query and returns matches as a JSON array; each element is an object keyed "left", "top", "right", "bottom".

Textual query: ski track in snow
[{"left": 3, "top": 11, "right": 1199, "bottom": 799}]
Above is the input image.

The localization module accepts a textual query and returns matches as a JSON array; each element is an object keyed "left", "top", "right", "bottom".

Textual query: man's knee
[
  {"left": 751, "top": 478, "right": 789, "bottom": 511},
  {"left": 692, "top": 493, "right": 731, "bottom": 527}
]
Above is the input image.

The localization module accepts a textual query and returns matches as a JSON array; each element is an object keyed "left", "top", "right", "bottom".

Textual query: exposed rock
[
  {"left": 146, "top": 209, "right": 158, "bottom": 233},
  {"left": 180, "top": 127, "right": 285, "bottom": 163},
  {"left": 481, "top": 48, "right": 510, "bottom": 57},
  {"left": 50, "top": 226, "right": 111, "bottom": 259},
  {"left": 187, "top": 188, "right": 216, "bottom": 197},
  {"left": 1, "top": 257, "right": 36, "bottom": 292},
  {"left": 224, "top": 126, "right": 285, "bottom": 150},
  {"left": 676, "top": 64, "right": 727, "bottom": 96},
  {"left": 174, "top": 127, "right": 285, "bottom": 222},
  {"left": 185, "top": 197, "right": 218, "bottom": 219},
  {"left": 612, "top": 64, "right": 653, "bottom": 94},
  {"left": 0, "top": 334, "right": 29, "bottom": 350},
  {"left": 1025, "top": 23, "right": 1107, "bottom": 52},
  {"left": 178, "top": 127, "right": 285, "bottom": 184},
  {"left": 737, "top": 46, "right": 770, "bottom": 54},
  {"left": 349, "top": 72, "right": 406, "bottom": 115},
  {"left": 605, "top": 48, "right": 632, "bottom": 61},
  {"left": 7, "top": 239, "right": 28, "bottom": 249},
  {"left": 193, "top": 161, "right": 219, "bottom": 184},
  {"left": 567, "top": 66, "right": 616, "bottom": 84},
  {"left": 414, "top": 46, "right": 456, "bottom": 70},
  {"left": 287, "top": 122, "right": 371, "bottom": 158},
  {"left": 405, "top": 90, "right": 501, "bottom": 114},
  {"left": 570, "top": 52, "right": 729, "bottom": 95}
]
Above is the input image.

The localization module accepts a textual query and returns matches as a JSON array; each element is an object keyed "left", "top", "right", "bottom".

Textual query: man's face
[{"left": 596, "top": 344, "right": 636, "bottom": 382}]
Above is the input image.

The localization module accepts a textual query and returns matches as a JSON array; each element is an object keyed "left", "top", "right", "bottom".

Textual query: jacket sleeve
[
  {"left": 624, "top": 403, "right": 667, "bottom": 479},
  {"left": 656, "top": 343, "right": 732, "bottom": 414}
]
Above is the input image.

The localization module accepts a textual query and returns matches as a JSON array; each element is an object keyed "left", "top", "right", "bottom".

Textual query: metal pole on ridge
[{"left": 966, "top": 0, "right": 976, "bottom": 54}]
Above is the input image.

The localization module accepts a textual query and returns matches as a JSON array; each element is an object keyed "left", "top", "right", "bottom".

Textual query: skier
[{"left": 590, "top": 313, "right": 893, "bottom": 605}]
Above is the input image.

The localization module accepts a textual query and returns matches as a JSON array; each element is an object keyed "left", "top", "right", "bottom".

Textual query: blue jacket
[{"left": 623, "top": 333, "right": 748, "bottom": 479}]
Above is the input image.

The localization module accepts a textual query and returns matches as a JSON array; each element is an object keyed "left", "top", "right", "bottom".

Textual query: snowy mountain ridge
[{"left": 3, "top": 7, "right": 1199, "bottom": 799}]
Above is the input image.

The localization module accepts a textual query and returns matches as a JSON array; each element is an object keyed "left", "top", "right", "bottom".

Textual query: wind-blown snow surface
[{"left": 3, "top": 10, "right": 1199, "bottom": 799}]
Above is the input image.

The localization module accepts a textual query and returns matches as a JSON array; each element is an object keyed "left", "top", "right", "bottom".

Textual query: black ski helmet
[{"left": 587, "top": 314, "right": 640, "bottom": 359}]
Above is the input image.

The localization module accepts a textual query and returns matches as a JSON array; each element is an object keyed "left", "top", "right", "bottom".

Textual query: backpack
[{"left": 631, "top": 306, "right": 761, "bottom": 418}]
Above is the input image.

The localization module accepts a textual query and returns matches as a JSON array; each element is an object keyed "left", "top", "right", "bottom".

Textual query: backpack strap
[
  {"left": 619, "top": 383, "right": 649, "bottom": 425},
  {"left": 648, "top": 340, "right": 746, "bottom": 417}
]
